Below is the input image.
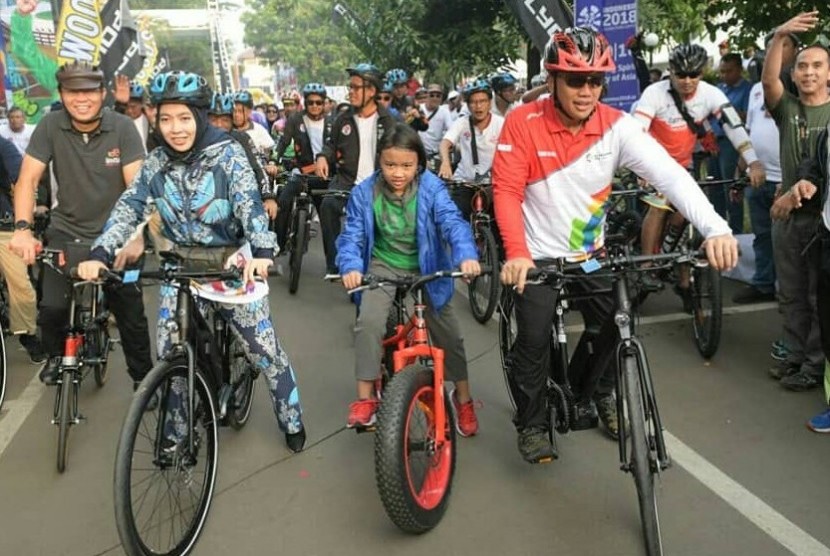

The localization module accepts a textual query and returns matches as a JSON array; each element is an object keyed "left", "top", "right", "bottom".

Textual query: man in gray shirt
[{"left": 9, "top": 61, "right": 153, "bottom": 387}]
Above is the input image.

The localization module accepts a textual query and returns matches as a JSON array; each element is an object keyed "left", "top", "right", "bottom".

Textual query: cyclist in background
[
  {"left": 386, "top": 68, "right": 413, "bottom": 113},
  {"left": 77, "top": 71, "right": 307, "bottom": 453},
  {"left": 493, "top": 28, "right": 737, "bottom": 463},
  {"left": 233, "top": 89, "right": 275, "bottom": 154},
  {"left": 336, "top": 122, "right": 481, "bottom": 435},
  {"left": 490, "top": 72, "right": 520, "bottom": 117},
  {"left": 418, "top": 83, "right": 453, "bottom": 162},
  {"left": 377, "top": 80, "right": 402, "bottom": 121}
]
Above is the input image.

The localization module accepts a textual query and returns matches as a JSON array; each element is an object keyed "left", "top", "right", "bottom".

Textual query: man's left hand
[
  {"left": 113, "top": 234, "right": 145, "bottom": 270},
  {"left": 702, "top": 234, "right": 738, "bottom": 271},
  {"left": 243, "top": 258, "right": 272, "bottom": 284}
]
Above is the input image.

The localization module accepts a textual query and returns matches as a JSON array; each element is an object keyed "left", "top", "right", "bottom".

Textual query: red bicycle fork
[{"left": 62, "top": 333, "right": 84, "bottom": 368}]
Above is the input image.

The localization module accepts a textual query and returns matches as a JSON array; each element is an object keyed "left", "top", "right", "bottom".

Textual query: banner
[
  {"left": 574, "top": 0, "right": 639, "bottom": 112},
  {"left": 131, "top": 14, "right": 157, "bottom": 86},
  {"left": 55, "top": 0, "right": 104, "bottom": 66},
  {"left": 502, "top": 0, "right": 574, "bottom": 54}
]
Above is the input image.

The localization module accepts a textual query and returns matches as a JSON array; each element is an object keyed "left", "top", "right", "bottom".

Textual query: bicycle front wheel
[
  {"left": 56, "top": 370, "right": 74, "bottom": 473},
  {"left": 622, "top": 354, "right": 663, "bottom": 556},
  {"left": 114, "top": 359, "right": 219, "bottom": 556},
  {"left": 375, "top": 364, "right": 456, "bottom": 533},
  {"left": 288, "top": 208, "right": 308, "bottom": 295},
  {"left": 468, "top": 226, "right": 500, "bottom": 323},
  {"left": 0, "top": 331, "right": 6, "bottom": 411},
  {"left": 690, "top": 264, "right": 722, "bottom": 358},
  {"left": 498, "top": 288, "right": 522, "bottom": 416},
  {"left": 226, "top": 334, "right": 255, "bottom": 430}
]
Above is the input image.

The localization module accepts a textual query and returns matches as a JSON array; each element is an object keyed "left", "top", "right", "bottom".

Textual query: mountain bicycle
[
  {"left": 346, "top": 269, "right": 487, "bottom": 534},
  {"left": 499, "top": 247, "right": 708, "bottom": 556},
  {"left": 445, "top": 180, "right": 500, "bottom": 323},
  {"left": 37, "top": 248, "right": 115, "bottom": 473},
  {"left": 113, "top": 252, "right": 268, "bottom": 556}
]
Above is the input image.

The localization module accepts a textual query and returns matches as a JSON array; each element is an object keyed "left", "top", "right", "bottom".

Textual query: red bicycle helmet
[{"left": 544, "top": 27, "right": 616, "bottom": 73}]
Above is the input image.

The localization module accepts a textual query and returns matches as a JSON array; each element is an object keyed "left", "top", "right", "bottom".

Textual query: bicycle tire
[
  {"left": 374, "top": 364, "right": 456, "bottom": 533},
  {"left": 498, "top": 289, "right": 523, "bottom": 416},
  {"left": 288, "top": 208, "right": 308, "bottom": 295},
  {"left": 226, "top": 333, "right": 255, "bottom": 430},
  {"left": 622, "top": 354, "right": 663, "bottom": 556},
  {"left": 56, "top": 369, "right": 73, "bottom": 473},
  {"left": 114, "top": 359, "right": 218, "bottom": 556},
  {"left": 468, "top": 226, "right": 500, "bottom": 323},
  {"left": 690, "top": 264, "right": 722, "bottom": 358},
  {"left": 0, "top": 332, "right": 6, "bottom": 411},
  {"left": 88, "top": 324, "right": 111, "bottom": 387}
]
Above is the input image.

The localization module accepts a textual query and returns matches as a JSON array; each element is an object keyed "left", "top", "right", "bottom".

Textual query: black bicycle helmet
[
  {"left": 668, "top": 44, "right": 708, "bottom": 74},
  {"left": 149, "top": 71, "right": 212, "bottom": 108}
]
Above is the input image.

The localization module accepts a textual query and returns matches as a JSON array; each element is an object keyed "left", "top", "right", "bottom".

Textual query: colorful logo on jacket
[{"left": 568, "top": 185, "right": 611, "bottom": 253}]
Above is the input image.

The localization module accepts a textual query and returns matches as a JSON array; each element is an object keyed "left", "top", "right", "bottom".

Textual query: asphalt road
[{"left": 0, "top": 241, "right": 828, "bottom": 556}]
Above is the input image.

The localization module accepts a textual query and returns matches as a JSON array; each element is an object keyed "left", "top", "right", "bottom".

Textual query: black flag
[
  {"left": 98, "top": 0, "right": 144, "bottom": 85},
  {"left": 503, "top": 0, "right": 574, "bottom": 53}
]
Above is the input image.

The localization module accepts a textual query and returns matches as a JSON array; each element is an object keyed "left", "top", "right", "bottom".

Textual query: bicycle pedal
[
  {"left": 535, "top": 455, "right": 556, "bottom": 464},
  {"left": 353, "top": 424, "right": 376, "bottom": 434}
]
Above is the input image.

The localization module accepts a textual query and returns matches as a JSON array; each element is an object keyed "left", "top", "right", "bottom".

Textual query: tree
[{"left": 142, "top": 17, "right": 214, "bottom": 86}]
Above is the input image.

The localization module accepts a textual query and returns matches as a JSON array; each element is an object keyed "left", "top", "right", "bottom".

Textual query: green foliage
[{"left": 142, "top": 18, "right": 214, "bottom": 87}]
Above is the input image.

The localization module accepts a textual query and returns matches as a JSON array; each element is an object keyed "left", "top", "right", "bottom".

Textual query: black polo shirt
[{"left": 26, "top": 109, "right": 145, "bottom": 240}]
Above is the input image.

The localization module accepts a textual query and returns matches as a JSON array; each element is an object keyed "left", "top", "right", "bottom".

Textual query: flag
[
  {"left": 132, "top": 15, "right": 158, "bottom": 86},
  {"left": 502, "top": 0, "right": 574, "bottom": 53},
  {"left": 54, "top": 0, "right": 105, "bottom": 66},
  {"left": 98, "top": 0, "right": 144, "bottom": 85}
]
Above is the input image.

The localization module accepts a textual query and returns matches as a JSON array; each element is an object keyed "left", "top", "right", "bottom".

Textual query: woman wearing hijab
[{"left": 78, "top": 71, "right": 306, "bottom": 452}]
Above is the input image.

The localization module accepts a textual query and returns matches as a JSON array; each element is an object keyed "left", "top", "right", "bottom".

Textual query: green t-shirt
[
  {"left": 372, "top": 181, "right": 419, "bottom": 271},
  {"left": 771, "top": 91, "right": 830, "bottom": 194}
]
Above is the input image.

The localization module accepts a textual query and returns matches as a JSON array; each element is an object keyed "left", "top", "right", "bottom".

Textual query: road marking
[
  {"left": 0, "top": 370, "right": 46, "bottom": 458},
  {"left": 665, "top": 431, "right": 830, "bottom": 556}
]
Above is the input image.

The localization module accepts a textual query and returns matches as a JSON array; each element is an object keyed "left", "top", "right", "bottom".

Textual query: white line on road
[
  {"left": 0, "top": 370, "right": 46, "bottom": 459},
  {"left": 665, "top": 431, "right": 830, "bottom": 556}
]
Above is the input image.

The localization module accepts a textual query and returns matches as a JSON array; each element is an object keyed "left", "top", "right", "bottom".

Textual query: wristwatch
[{"left": 14, "top": 220, "right": 31, "bottom": 231}]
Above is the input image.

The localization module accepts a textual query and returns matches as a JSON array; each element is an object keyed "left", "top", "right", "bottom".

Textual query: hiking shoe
[
  {"left": 285, "top": 426, "right": 306, "bottom": 453},
  {"left": 732, "top": 285, "right": 775, "bottom": 304},
  {"left": 347, "top": 398, "right": 379, "bottom": 428},
  {"left": 770, "top": 340, "right": 791, "bottom": 362},
  {"left": 768, "top": 361, "right": 800, "bottom": 380},
  {"left": 806, "top": 409, "right": 830, "bottom": 433},
  {"left": 19, "top": 334, "right": 47, "bottom": 364},
  {"left": 780, "top": 370, "right": 822, "bottom": 392},
  {"left": 640, "top": 272, "right": 663, "bottom": 293},
  {"left": 517, "top": 426, "right": 557, "bottom": 463},
  {"left": 594, "top": 393, "right": 619, "bottom": 440},
  {"left": 674, "top": 285, "right": 694, "bottom": 314},
  {"left": 38, "top": 356, "right": 62, "bottom": 385},
  {"left": 450, "top": 388, "right": 479, "bottom": 437}
]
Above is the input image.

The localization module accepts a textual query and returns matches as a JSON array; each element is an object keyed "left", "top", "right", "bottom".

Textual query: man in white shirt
[
  {"left": 0, "top": 107, "right": 34, "bottom": 155},
  {"left": 418, "top": 83, "right": 452, "bottom": 159},
  {"left": 233, "top": 89, "right": 275, "bottom": 154},
  {"left": 490, "top": 72, "right": 520, "bottom": 117}
]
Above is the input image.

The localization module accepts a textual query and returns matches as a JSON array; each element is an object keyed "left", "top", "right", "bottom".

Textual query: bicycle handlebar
[
  {"left": 328, "top": 266, "right": 493, "bottom": 295},
  {"left": 696, "top": 176, "right": 750, "bottom": 190},
  {"left": 444, "top": 180, "right": 492, "bottom": 190}
]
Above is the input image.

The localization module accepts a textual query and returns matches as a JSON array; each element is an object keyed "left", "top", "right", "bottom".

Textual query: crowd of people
[{"left": 0, "top": 12, "right": 827, "bottom": 471}]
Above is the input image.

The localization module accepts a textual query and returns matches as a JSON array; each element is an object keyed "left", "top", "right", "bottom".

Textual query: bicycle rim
[
  {"left": 622, "top": 355, "right": 663, "bottom": 556},
  {"left": 114, "top": 360, "right": 218, "bottom": 556},
  {"left": 56, "top": 370, "right": 74, "bottom": 473},
  {"left": 227, "top": 334, "right": 255, "bottom": 430},
  {"left": 0, "top": 332, "right": 6, "bottom": 411},
  {"left": 691, "top": 265, "right": 722, "bottom": 358},
  {"left": 468, "top": 226, "right": 500, "bottom": 323},
  {"left": 375, "top": 365, "right": 455, "bottom": 533},
  {"left": 288, "top": 209, "right": 307, "bottom": 294}
]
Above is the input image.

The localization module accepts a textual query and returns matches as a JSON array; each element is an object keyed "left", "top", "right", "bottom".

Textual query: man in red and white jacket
[{"left": 493, "top": 27, "right": 737, "bottom": 464}]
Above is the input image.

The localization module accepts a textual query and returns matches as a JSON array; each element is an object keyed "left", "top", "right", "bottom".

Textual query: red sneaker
[
  {"left": 347, "top": 398, "right": 379, "bottom": 428},
  {"left": 451, "top": 389, "right": 479, "bottom": 437}
]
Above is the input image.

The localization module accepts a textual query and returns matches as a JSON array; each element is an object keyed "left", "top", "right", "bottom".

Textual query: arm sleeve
[
  {"left": 631, "top": 85, "right": 658, "bottom": 128},
  {"left": 318, "top": 116, "right": 339, "bottom": 167},
  {"left": 617, "top": 117, "right": 731, "bottom": 239},
  {"left": 710, "top": 88, "right": 758, "bottom": 165},
  {"left": 335, "top": 181, "right": 368, "bottom": 274},
  {"left": 492, "top": 112, "right": 533, "bottom": 260},
  {"left": 225, "top": 142, "right": 276, "bottom": 259},
  {"left": 443, "top": 117, "right": 464, "bottom": 145},
  {"left": 92, "top": 163, "right": 155, "bottom": 260}
]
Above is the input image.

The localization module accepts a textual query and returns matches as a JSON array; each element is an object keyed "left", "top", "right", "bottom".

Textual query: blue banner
[{"left": 574, "top": 0, "right": 639, "bottom": 112}]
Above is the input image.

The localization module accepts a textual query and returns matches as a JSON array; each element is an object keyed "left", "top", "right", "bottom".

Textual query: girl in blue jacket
[{"left": 336, "top": 123, "right": 482, "bottom": 436}]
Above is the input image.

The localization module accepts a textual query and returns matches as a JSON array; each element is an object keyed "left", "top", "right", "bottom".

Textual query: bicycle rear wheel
[
  {"left": 87, "top": 323, "right": 111, "bottom": 387},
  {"left": 498, "top": 289, "right": 522, "bottom": 416},
  {"left": 288, "top": 208, "right": 308, "bottom": 295},
  {"left": 226, "top": 334, "right": 255, "bottom": 430},
  {"left": 621, "top": 353, "right": 663, "bottom": 556},
  {"left": 0, "top": 332, "right": 6, "bottom": 411},
  {"left": 114, "top": 359, "right": 218, "bottom": 556},
  {"left": 690, "top": 265, "right": 722, "bottom": 358},
  {"left": 56, "top": 370, "right": 74, "bottom": 473},
  {"left": 468, "top": 226, "right": 500, "bottom": 323},
  {"left": 375, "top": 364, "right": 456, "bottom": 533}
]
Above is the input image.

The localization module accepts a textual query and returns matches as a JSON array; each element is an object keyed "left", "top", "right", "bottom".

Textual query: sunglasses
[
  {"left": 378, "top": 95, "right": 392, "bottom": 101},
  {"left": 266, "top": 108, "right": 278, "bottom": 113},
  {"left": 306, "top": 100, "right": 324, "bottom": 106},
  {"left": 561, "top": 73, "right": 605, "bottom": 89},
  {"left": 674, "top": 71, "right": 702, "bottom": 79},
  {"left": 428, "top": 92, "right": 443, "bottom": 98}
]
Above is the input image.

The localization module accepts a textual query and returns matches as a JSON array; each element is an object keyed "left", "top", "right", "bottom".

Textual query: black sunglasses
[
  {"left": 378, "top": 95, "right": 392, "bottom": 101},
  {"left": 306, "top": 100, "right": 324, "bottom": 106},
  {"left": 674, "top": 71, "right": 702, "bottom": 79},
  {"left": 428, "top": 92, "right": 443, "bottom": 97},
  {"left": 561, "top": 73, "right": 605, "bottom": 89}
]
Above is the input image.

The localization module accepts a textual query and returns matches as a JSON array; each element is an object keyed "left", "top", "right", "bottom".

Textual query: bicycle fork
[{"left": 52, "top": 334, "right": 84, "bottom": 426}]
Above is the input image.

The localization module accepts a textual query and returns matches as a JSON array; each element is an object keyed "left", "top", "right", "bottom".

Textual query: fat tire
[
  {"left": 374, "top": 365, "right": 456, "bottom": 533},
  {"left": 114, "top": 359, "right": 218, "bottom": 556},
  {"left": 468, "top": 226, "right": 500, "bottom": 323},
  {"left": 288, "top": 208, "right": 308, "bottom": 295},
  {"left": 691, "top": 265, "right": 722, "bottom": 358}
]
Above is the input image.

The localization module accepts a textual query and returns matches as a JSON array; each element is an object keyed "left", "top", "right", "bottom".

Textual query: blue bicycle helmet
[
  {"left": 385, "top": 68, "right": 408, "bottom": 85},
  {"left": 129, "top": 82, "right": 145, "bottom": 100},
  {"left": 208, "top": 92, "right": 233, "bottom": 116},
  {"left": 490, "top": 72, "right": 518, "bottom": 92},
  {"left": 462, "top": 78, "right": 493, "bottom": 101},
  {"left": 149, "top": 71, "right": 212, "bottom": 108},
  {"left": 302, "top": 83, "right": 327, "bottom": 99},
  {"left": 233, "top": 89, "right": 254, "bottom": 108},
  {"left": 346, "top": 63, "right": 383, "bottom": 89},
  {"left": 381, "top": 80, "right": 394, "bottom": 94}
]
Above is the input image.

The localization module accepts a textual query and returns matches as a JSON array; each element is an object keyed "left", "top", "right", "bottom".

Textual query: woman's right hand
[
  {"left": 342, "top": 271, "right": 362, "bottom": 290},
  {"left": 78, "top": 260, "right": 108, "bottom": 281}
]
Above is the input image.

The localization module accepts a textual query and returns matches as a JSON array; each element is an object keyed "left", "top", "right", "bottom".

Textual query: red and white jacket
[{"left": 493, "top": 98, "right": 731, "bottom": 261}]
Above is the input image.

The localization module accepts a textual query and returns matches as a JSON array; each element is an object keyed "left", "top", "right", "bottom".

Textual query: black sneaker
[
  {"left": 38, "top": 356, "right": 62, "bottom": 385},
  {"left": 732, "top": 285, "right": 776, "bottom": 304},
  {"left": 640, "top": 272, "right": 663, "bottom": 293},
  {"left": 768, "top": 361, "right": 800, "bottom": 380},
  {"left": 19, "top": 334, "right": 47, "bottom": 364},
  {"left": 780, "top": 370, "right": 822, "bottom": 392},
  {"left": 285, "top": 426, "right": 306, "bottom": 453},
  {"left": 517, "top": 426, "right": 557, "bottom": 463},
  {"left": 593, "top": 393, "right": 619, "bottom": 441}
]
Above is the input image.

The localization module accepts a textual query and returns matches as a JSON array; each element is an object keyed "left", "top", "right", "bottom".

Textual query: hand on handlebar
[
  {"left": 438, "top": 160, "right": 453, "bottom": 180},
  {"left": 78, "top": 260, "right": 108, "bottom": 281},
  {"left": 315, "top": 157, "right": 329, "bottom": 180},
  {"left": 500, "top": 257, "right": 536, "bottom": 294},
  {"left": 460, "top": 259, "right": 481, "bottom": 283},
  {"left": 702, "top": 234, "right": 738, "bottom": 271},
  {"left": 264, "top": 198, "right": 278, "bottom": 219},
  {"left": 747, "top": 161, "right": 766, "bottom": 188},
  {"left": 342, "top": 270, "right": 362, "bottom": 291},
  {"left": 9, "top": 229, "right": 41, "bottom": 265},
  {"left": 243, "top": 258, "right": 272, "bottom": 284},
  {"left": 114, "top": 234, "right": 145, "bottom": 270}
]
